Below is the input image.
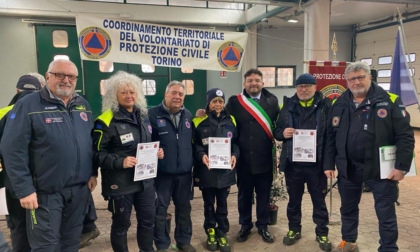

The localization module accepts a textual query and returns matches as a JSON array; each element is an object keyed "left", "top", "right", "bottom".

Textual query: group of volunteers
[{"left": 0, "top": 59, "right": 414, "bottom": 252}]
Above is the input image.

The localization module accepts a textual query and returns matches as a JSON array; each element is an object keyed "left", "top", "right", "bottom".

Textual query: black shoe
[
  {"left": 316, "top": 236, "right": 332, "bottom": 251},
  {"left": 258, "top": 229, "right": 274, "bottom": 243},
  {"left": 236, "top": 227, "right": 251, "bottom": 242},
  {"left": 79, "top": 228, "right": 100, "bottom": 248},
  {"left": 176, "top": 244, "right": 196, "bottom": 252},
  {"left": 283, "top": 230, "right": 301, "bottom": 245}
]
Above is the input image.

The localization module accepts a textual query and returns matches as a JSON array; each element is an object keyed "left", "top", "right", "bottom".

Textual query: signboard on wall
[
  {"left": 308, "top": 61, "right": 347, "bottom": 99},
  {"left": 76, "top": 16, "right": 248, "bottom": 72}
]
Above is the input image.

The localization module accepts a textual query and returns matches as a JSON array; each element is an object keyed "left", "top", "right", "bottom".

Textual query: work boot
[
  {"left": 316, "top": 235, "right": 332, "bottom": 251},
  {"left": 216, "top": 233, "right": 231, "bottom": 252},
  {"left": 206, "top": 228, "right": 218, "bottom": 251},
  {"left": 176, "top": 243, "right": 196, "bottom": 252},
  {"left": 283, "top": 230, "right": 301, "bottom": 245},
  {"left": 332, "top": 241, "right": 359, "bottom": 252},
  {"left": 79, "top": 228, "right": 100, "bottom": 248}
]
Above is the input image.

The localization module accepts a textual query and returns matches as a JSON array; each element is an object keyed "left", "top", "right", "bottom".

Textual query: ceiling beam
[
  {"left": 194, "top": 0, "right": 299, "bottom": 8},
  {"left": 345, "top": 0, "right": 420, "bottom": 5}
]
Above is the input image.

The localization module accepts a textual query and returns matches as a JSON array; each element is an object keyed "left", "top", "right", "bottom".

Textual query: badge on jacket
[
  {"left": 120, "top": 133, "right": 134, "bottom": 144},
  {"left": 332, "top": 116, "right": 340, "bottom": 127},
  {"left": 377, "top": 109, "right": 387, "bottom": 118}
]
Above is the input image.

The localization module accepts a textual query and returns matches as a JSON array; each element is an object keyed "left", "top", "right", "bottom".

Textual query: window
[
  {"left": 208, "top": 2, "right": 244, "bottom": 10},
  {"left": 54, "top": 55, "right": 69, "bottom": 61},
  {"left": 141, "top": 64, "right": 155, "bottom": 73},
  {"left": 52, "top": 30, "right": 68, "bottom": 48},
  {"left": 181, "top": 80, "right": 194, "bottom": 95},
  {"left": 406, "top": 53, "right": 416, "bottom": 63},
  {"left": 378, "top": 56, "right": 392, "bottom": 65},
  {"left": 99, "top": 61, "right": 114, "bottom": 72},
  {"left": 378, "top": 83, "right": 390, "bottom": 91},
  {"left": 361, "top": 58, "right": 372, "bottom": 66},
  {"left": 258, "top": 66, "right": 295, "bottom": 87},
  {"left": 181, "top": 68, "right": 194, "bottom": 74},
  {"left": 410, "top": 68, "right": 415, "bottom": 76},
  {"left": 143, "top": 80, "right": 156, "bottom": 96},
  {"left": 100, "top": 80, "right": 107, "bottom": 96},
  {"left": 378, "top": 69, "right": 391, "bottom": 78},
  {"left": 170, "top": 0, "right": 206, "bottom": 7},
  {"left": 127, "top": 0, "right": 166, "bottom": 5}
]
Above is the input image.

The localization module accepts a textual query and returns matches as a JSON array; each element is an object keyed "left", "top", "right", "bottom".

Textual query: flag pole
[{"left": 396, "top": 8, "right": 420, "bottom": 111}]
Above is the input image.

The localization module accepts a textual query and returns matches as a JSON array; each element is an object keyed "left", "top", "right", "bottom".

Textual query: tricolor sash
[{"left": 237, "top": 93, "right": 273, "bottom": 139}]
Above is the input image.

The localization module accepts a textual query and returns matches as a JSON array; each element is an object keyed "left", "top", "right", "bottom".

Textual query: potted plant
[{"left": 269, "top": 172, "right": 288, "bottom": 225}]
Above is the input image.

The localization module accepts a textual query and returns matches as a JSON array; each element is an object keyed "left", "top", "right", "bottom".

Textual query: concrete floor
[{"left": 1, "top": 131, "right": 420, "bottom": 251}]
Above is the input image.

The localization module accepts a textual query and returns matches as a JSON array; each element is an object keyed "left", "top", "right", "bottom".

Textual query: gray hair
[
  {"left": 165, "top": 80, "right": 185, "bottom": 93},
  {"left": 47, "top": 59, "right": 78, "bottom": 75},
  {"left": 345, "top": 61, "right": 371, "bottom": 76},
  {"left": 28, "top": 72, "right": 46, "bottom": 87},
  {"left": 101, "top": 71, "right": 148, "bottom": 115}
]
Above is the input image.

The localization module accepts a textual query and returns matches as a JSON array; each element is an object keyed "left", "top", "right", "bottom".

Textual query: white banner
[{"left": 76, "top": 16, "right": 248, "bottom": 72}]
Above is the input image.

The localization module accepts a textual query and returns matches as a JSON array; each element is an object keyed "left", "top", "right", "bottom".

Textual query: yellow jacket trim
[
  {"left": 96, "top": 109, "right": 114, "bottom": 127},
  {"left": 0, "top": 105, "right": 13, "bottom": 120}
]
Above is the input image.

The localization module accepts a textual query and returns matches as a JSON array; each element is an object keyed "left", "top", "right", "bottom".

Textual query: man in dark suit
[{"left": 225, "top": 69, "right": 280, "bottom": 244}]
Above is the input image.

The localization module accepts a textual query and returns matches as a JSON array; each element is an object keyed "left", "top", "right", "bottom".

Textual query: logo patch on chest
[
  {"left": 45, "top": 117, "right": 64, "bottom": 124},
  {"left": 377, "top": 109, "right": 387, "bottom": 118},
  {"left": 157, "top": 119, "right": 166, "bottom": 127},
  {"left": 80, "top": 112, "right": 88, "bottom": 121}
]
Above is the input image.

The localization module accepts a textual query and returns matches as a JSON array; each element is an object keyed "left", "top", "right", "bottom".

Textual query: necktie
[{"left": 253, "top": 98, "right": 260, "bottom": 104}]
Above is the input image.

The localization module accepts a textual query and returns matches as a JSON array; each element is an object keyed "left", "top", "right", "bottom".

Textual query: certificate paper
[
  {"left": 208, "top": 137, "right": 231, "bottom": 169},
  {"left": 292, "top": 129, "right": 316, "bottom": 162},
  {"left": 379, "top": 145, "right": 416, "bottom": 179},
  {"left": 134, "top": 141, "right": 159, "bottom": 181}
]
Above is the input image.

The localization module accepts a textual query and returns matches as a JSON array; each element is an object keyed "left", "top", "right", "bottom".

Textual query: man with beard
[
  {"left": 225, "top": 69, "right": 280, "bottom": 244},
  {"left": 0, "top": 59, "right": 94, "bottom": 251},
  {"left": 324, "top": 61, "right": 414, "bottom": 252}
]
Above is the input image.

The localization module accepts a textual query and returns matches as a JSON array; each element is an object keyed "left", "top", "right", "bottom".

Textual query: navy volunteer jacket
[
  {"left": 148, "top": 103, "right": 194, "bottom": 175},
  {"left": 324, "top": 82, "right": 414, "bottom": 180},
  {"left": 0, "top": 87, "right": 93, "bottom": 199}
]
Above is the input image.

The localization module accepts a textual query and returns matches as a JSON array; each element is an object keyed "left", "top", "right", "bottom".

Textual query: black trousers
[
  {"left": 338, "top": 162, "right": 399, "bottom": 252},
  {"left": 154, "top": 173, "right": 193, "bottom": 250},
  {"left": 237, "top": 170, "right": 273, "bottom": 231},
  {"left": 26, "top": 184, "right": 90, "bottom": 252},
  {"left": 284, "top": 164, "right": 328, "bottom": 236},
  {"left": 82, "top": 192, "right": 97, "bottom": 234},
  {"left": 108, "top": 185, "right": 156, "bottom": 252},
  {"left": 5, "top": 188, "right": 30, "bottom": 252},
  {"left": 201, "top": 187, "right": 230, "bottom": 236}
]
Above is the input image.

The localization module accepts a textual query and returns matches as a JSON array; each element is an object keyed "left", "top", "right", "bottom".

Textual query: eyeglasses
[
  {"left": 296, "top": 84, "right": 314, "bottom": 90},
  {"left": 347, "top": 75, "right": 366, "bottom": 83},
  {"left": 49, "top": 72, "right": 78, "bottom": 81}
]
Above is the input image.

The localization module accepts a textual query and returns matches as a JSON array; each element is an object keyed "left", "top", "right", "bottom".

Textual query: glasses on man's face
[
  {"left": 49, "top": 72, "right": 78, "bottom": 81},
  {"left": 347, "top": 75, "right": 366, "bottom": 83},
  {"left": 296, "top": 84, "right": 313, "bottom": 90}
]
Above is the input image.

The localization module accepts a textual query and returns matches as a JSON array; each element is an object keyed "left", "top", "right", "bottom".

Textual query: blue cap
[
  {"left": 296, "top": 73, "right": 316, "bottom": 85},
  {"left": 16, "top": 75, "right": 41, "bottom": 90},
  {"left": 206, "top": 88, "right": 225, "bottom": 110}
]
